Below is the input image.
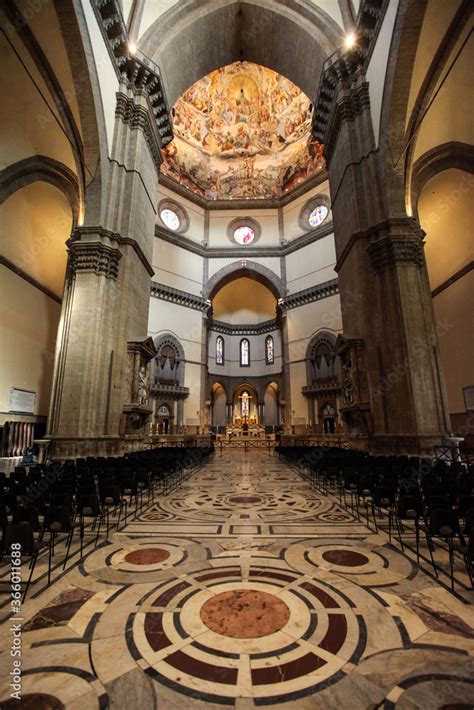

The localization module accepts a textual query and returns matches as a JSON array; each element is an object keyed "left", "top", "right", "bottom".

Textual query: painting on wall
[{"left": 162, "top": 62, "right": 325, "bottom": 200}]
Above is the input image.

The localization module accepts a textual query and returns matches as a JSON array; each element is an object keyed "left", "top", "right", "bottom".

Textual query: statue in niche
[
  {"left": 341, "top": 357, "right": 354, "bottom": 404},
  {"left": 138, "top": 365, "right": 148, "bottom": 406}
]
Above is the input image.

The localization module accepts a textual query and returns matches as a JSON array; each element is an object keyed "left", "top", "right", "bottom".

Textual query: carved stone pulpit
[{"left": 121, "top": 336, "right": 157, "bottom": 435}]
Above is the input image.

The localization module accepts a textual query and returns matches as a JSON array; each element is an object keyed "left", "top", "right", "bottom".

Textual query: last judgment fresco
[{"left": 162, "top": 62, "right": 325, "bottom": 200}]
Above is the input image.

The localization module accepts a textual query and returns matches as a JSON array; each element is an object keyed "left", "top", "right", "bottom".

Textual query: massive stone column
[
  {"left": 313, "top": 55, "right": 450, "bottom": 455},
  {"left": 47, "top": 36, "right": 172, "bottom": 456}
]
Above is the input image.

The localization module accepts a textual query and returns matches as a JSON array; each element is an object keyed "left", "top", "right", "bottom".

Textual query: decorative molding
[
  {"left": 279, "top": 279, "right": 339, "bottom": 310},
  {"left": 70, "top": 225, "right": 154, "bottom": 276},
  {"left": 209, "top": 319, "right": 279, "bottom": 336},
  {"left": 93, "top": 0, "right": 172, "bottom": 148},
  {"left": 150, "top": 281, "right": 208, "bottom": 311},
  {"left": 115, "top": 92, "right": 164, "bottom": 172},
  {"left": 150, "top": 383, "right": 190, "bottom": 400},
  {"left": 155, "top": 220, "right": 334, "bottom": 258},
  {"left": 302, "top": 381, "right": 342, "bottom": 398},
  {"left": 68, "top": 241, "right": 122, "bottom": 279},
  {"left": 0, "top": 255, "right": 62, "bottom": 304},
  {"left": 366, "top": 218, "right": 425, "bottom": 272},
  {"left": 158, "top": 170, "right": 329, "bottom": 211},
  {"left": 367, "top": 236, "right": 424, "bottom": 272},
  {"left": 336, "top": 217, "right": 425, "bottom": 273},
  {"left": 312, "top": 0, "right": 386, "bottom": 150},
  {"left": 431, "top": 260, "right": 474, "bottom": 298},
  {"left": 149, "top": 278, "right": 340, "bottom": 314}
]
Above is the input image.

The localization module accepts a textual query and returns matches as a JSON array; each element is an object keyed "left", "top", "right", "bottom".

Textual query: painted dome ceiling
[{"left": 162, "top": 62, "right": 325, "bottom": 201}]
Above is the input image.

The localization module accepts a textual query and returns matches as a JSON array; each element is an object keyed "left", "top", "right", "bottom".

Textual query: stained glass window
[
  {"left": 308, "top": 205, "right": 328, "bottom": 228},
  {"left": 240, "top": 338, "right": 250, "bottom": 366},
  {"left": 266, "top": 335, "right": 274, "bottom": 364},
  {"left": 161, "top": 208, "right": 180, "bottom": 231},
  {"left": 241, "top": 391, "right": 250, "bottom": 417},
  {"left": 234, "top": 226, "right": 255, "bottom": 245},
  {"left": 216, "top": 336, "right": 224, "bottom": 365}
]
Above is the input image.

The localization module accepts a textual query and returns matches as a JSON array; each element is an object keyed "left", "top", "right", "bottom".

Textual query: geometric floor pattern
[{"left": 0, "top": 450, "right": 473, "bottom": 708}]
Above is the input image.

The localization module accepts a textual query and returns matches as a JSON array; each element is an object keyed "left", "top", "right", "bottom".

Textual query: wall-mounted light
[{"left": 128, "top": 42, "right": 137, "bottom": 55}]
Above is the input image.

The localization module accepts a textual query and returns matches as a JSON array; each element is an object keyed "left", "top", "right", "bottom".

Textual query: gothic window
[
  {"left": 216, "top": 336, "right": 224, "bottom": 365},
  {"left": 265, "top": 335, "right": 274, "bottom": 364},
  {"left": 240, "top": 338, "right": 250, "bottom": 366}
]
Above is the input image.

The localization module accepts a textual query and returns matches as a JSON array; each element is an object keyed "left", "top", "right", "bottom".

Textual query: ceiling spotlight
[
  {"left": 344, "top": 33, "right": 356, "bottom": 49},
  {"left": 128, "top": 42, "right": 137, "bottom": 55}
]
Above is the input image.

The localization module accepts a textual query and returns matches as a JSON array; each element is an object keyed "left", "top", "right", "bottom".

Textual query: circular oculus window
[
  {"left": 308, "top": 204, "right": 328, "bottom": 227},
  {"left": 233, "top": 225, "right": 255, "bottom": 245},
  {"left": 160, "top": 208, "right": 180, "bottom": 231}
]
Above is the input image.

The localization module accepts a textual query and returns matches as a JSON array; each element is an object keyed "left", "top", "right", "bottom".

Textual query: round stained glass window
[
  {"left": 308, "top": 205, "right": 328, "bottom": 228},
  {"left": 234, "top": 226, "right": 255, "bottom": 245},
  {"left": 160, "top": 208, "right": 180, "bottom": 231}
]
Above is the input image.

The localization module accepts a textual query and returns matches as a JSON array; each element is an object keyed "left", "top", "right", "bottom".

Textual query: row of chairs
[
  {"left": 276, "top": 446, "right": 474, "bottom": 591},
  {"left": 0, "top": 445, "right": 214, "bottom": 601}
]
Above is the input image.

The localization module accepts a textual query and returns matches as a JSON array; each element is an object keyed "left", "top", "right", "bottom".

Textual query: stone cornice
[
  {"left": 115, "top": 92, "right": 163, "bottom": 172},
  {"left": 150, "top": 383, "right": 190, "bottom": 400},
  {"left": 209, "top": 319, "right": 279, "bottom": 336},
  {"left": 158, "top": 170, "right": 329, "bottom": 210},
  {"left": 150, "top": 282, "right": 208, "bottom": 311},
  {"left": 70, "top": 226, "right": 154, "bottom": 276},
  {"left": 93, "top": 0, "right": 172, "bottom": 148},
  {"left": 335, "top": 217, "right": 425, "bottom": 273},
  {"left": 312, "top": 0, "right": 386, "bottom": 150},
  {"left": 67, "top": 241, "right": 122, "bottom": 280},
  {"left": 150, "top": 278, "right": 339, "bottom": 313},
  {"left": 302, "top": 381, "right": 342, "bottom": 398},
  {"left": 154, "top": 221, "right": 334, "bottom": 258},
  {"left": 279, "top": 279, "right": 339, "bottom": 310}
]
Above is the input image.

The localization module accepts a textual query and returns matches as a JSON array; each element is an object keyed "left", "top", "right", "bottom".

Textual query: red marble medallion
[
  {"left": 124, "top": 548, "right": 171, "bottom": 565},
  {"left": 200, "top": 589, "right": 290, "bottom": 638},
  {"left": 322, "top": 549, "right": 369, "bottom": 567}
]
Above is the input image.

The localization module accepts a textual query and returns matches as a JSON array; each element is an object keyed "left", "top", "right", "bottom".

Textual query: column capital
[{"left": 366, "top": 217, "right": 425, "bottom": 273}]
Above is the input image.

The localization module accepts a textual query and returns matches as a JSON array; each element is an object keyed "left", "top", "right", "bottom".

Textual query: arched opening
[
  {"left": 233, "top": 383, "right": 259, "bottom": 428},
  {"left": 211, "top": 382, "right": 226, "bottom": 430},
  {"left": 264, "top": 382, "right": 280, "bottom": 429},
  {"left": 417, "top": 167, "right": 474, "bottom": 447}
]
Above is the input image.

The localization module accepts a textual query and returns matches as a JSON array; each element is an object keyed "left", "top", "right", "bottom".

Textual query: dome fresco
[{"left": 162, "top": 62, "right": 325, "bottom": 200}]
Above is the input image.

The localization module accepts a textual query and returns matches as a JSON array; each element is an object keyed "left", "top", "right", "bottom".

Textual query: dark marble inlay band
[
  {"left": 165, "top": 649, "right": 238, "bottom": 685},
  {"left": 251, "top": 651, "right": 326, "bottom": 685},
  {"left": 144, "top": 612, "right": 173, "bottom": 652},
  {"left": 153, "top": 581, "right": 192, "bottom": 606}
]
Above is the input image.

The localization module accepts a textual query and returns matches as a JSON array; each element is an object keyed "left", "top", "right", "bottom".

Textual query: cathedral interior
[{"left": 0, "top": 0, "right": 473, "bottom": 708}]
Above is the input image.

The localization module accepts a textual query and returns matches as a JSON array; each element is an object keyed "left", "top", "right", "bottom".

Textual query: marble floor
[{"left": 0, "top": 450, "right": 473, "bottom": 709}]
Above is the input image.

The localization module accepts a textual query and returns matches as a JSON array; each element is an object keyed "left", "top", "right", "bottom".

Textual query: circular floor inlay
[
  {"left": 322, "top": 549, "right": 369, "bottom": 567},
  {"left": 124, "top": 548, "right": 170, "bottom": 565},
  {"left": 200, "top": 589, "right": 290, "bottom": 638},
  {"left": 228, "top": 496, "right": 262, "bottom": 504},
  {"left": 1, "top": 694, "right": 64, "bottom": 710}
]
